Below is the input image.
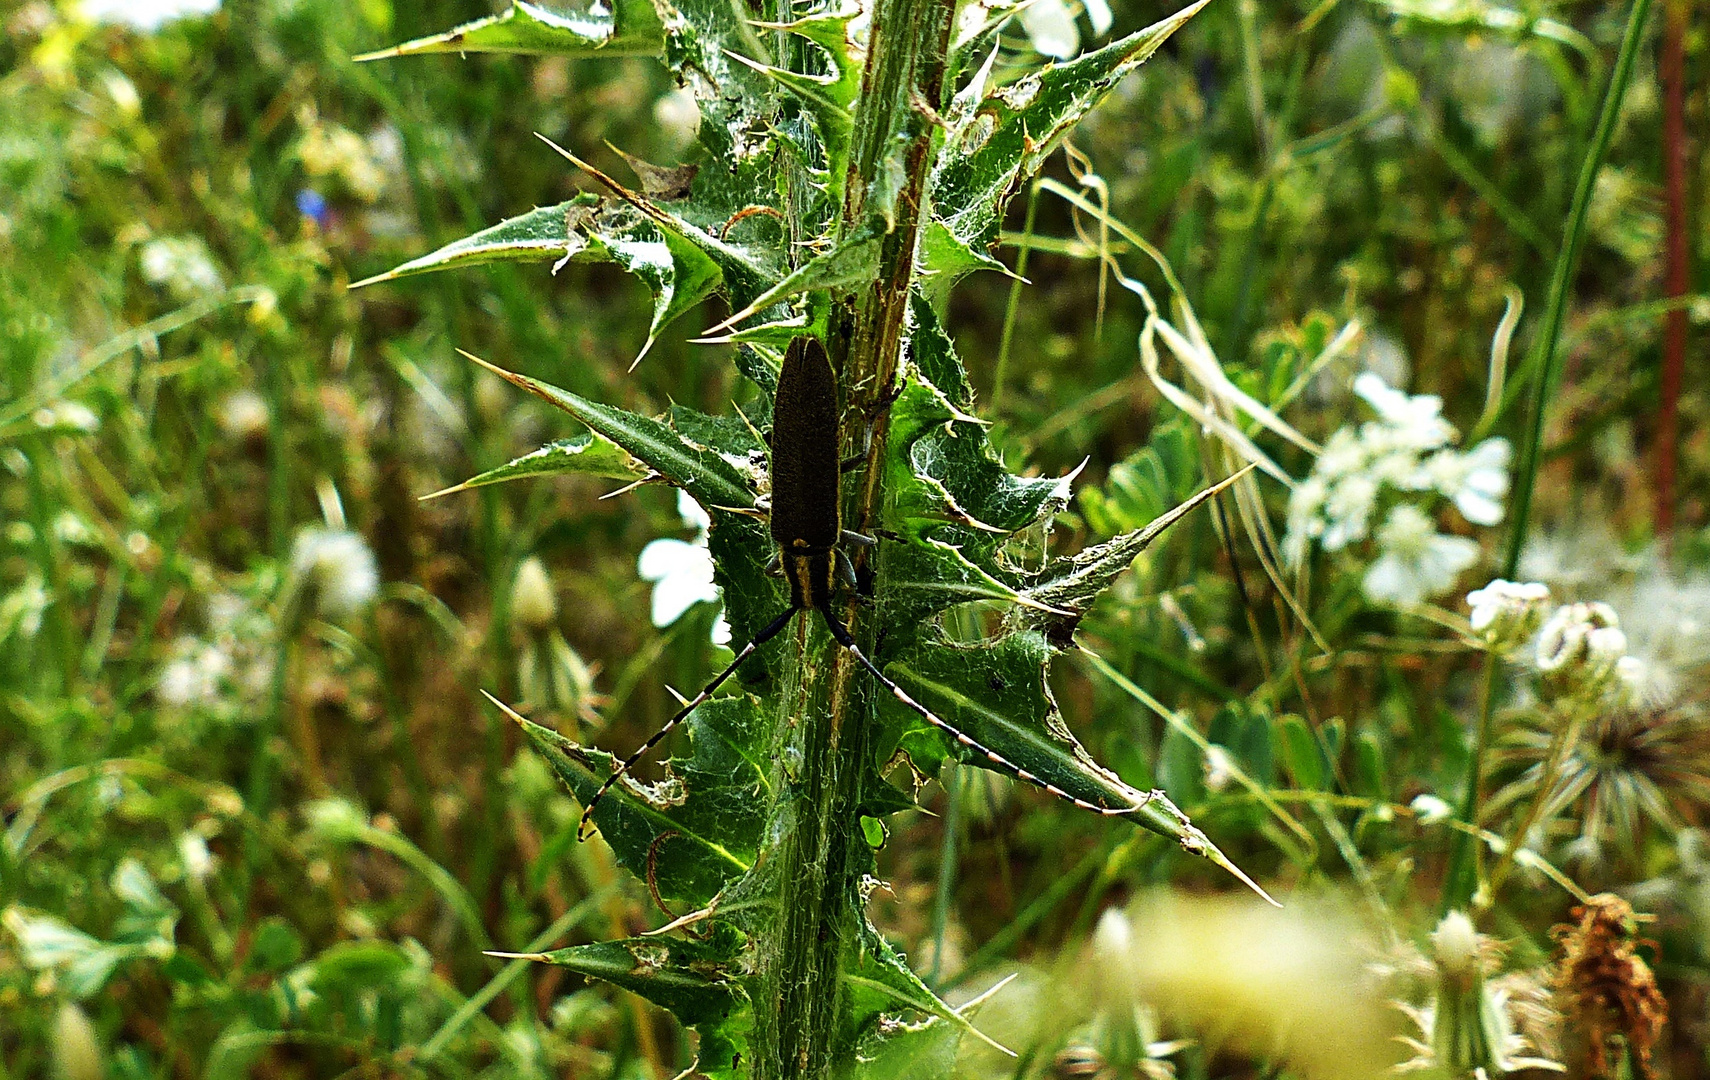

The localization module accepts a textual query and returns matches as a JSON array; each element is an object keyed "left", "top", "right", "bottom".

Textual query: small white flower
[
  {"left": 1018, "top": 0, "right": 1080, "bottom": 58},
  {"left": 1430, "top": 910, "right": 1481, "bottom": 980},
  {"left": 1315, "top": 427, "right": 1367, "bottom": 480},
  {"left": 1361, "top": 504, "right": 1480, "bottom": 606},
  {"left": 139, "top": 236, "right": 223, "bottom": 299},
  {"left": 1535, "top": 601, "right": 1631, "bottom": 702},
  {"left": 81, "top": 0, "right": 220, "bottom": 30},
  {"left": 216, "top": 390, "right": 269, "bottom": 441},
  {"left": 290, "top": 527, "right": 379, "bottom": 617},
  {"left": 1358, "top": 423, "right": 1423, "bottom": 488},
  {"left": 1321, "top": 474, "right": 1379, "bottom": 551},
  {"left": 1420, "top": 438, "right": 1511, "bottom": 526},
  {"left": 178, "top": 832, "right": 214, "bottom": 883},
  {"left": 1082, "top": 0, "right": 1112, "bottom": 35},
  {"left": 638, "top": 490, "right": 729, "bottom": 643},
  {"left": 1352, "top": 371, "right": 1455, "bottom": 452},
  {"left": 1411, "top": 793, "right": 1452, "bottom": 824},
  {"left": 1535, "top": 601, "right": 1622, "bottom": 673},
  {"left": 157, "top": 636, "right": 227, "bottom": 708},
  {"left": 1466, "top": 579, "right": 1550, "bottom": 650}
]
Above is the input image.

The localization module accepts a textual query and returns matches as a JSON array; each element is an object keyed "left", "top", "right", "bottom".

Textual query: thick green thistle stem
[{"left": 750, "top": 0, "right": 954, "bottom": 1076}]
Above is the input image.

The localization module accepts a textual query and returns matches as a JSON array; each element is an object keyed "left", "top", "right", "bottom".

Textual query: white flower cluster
[
  {"left": 297, "top": 120, "right": 387, "bottom": 204},
  {"left": 139, "top": 236, "right": 224, "bottom": 300},
  {"left": 1536, "top": 601, "right": 1633, "bottom": 702},
  {"left": 1464, "top": 579, "right": 1646, "bottom": 706},
  {"left": 80, "top": 0, "right": 220, "bottom": 31},
  {"left": 156, "top": 592, "right": 275, "bottom": 716},
  {"left": 1285, "top": 373, "right": 1511, "bottom": 607},
  {"left": 1465, "top": 579, "right": 1551, "bottom": 651},
  {"left": 290, "top": 526, "right": 379, "bottom": 618},
  {"left": 1016, "top": 0, "right": 1113, "bottom": 59},
  {"left": 638, "top": 490, "right": 731, "bottom": 645}
]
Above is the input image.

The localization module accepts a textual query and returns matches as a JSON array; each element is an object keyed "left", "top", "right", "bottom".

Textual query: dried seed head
[{"left": 1552, "top": 894, "right": 1667, "bottom": 1080}]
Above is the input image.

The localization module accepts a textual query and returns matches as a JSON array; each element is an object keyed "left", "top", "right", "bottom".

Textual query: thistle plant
[{"left": 355, "top": 0, "right": 1258, "bottom": 1074}]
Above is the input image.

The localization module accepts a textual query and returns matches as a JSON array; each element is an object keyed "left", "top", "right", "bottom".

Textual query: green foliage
[
  {"left": 354, "top": 0, "right": 1236, "bottom": 1069},
  {"left": 5, "top": 0, "right": 1706, "bottom": 1077}
]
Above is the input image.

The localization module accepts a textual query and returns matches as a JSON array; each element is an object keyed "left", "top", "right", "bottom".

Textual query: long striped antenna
[
  {"left": 818, "top": 607, "right": 1148, "bottom": 817},
  {"left": 578, "top": 607, "right": 796, "bottom": 839}
]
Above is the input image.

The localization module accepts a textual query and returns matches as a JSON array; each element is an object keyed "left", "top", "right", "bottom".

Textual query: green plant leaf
[
  {"left": 928, "top": 0, "right": 1211, "bottom": 257},
  {"left": 507, "top": 702, "right": 764, "bottom": 907},
  {"left": 352, "top": 200, "right": 599, "bottom": 282},
  {"left": 1157, "top": 723, "right": 1206, "bottom": 808},
  {"left": 907, "top": 426, "right": 1075, "bottom": 535},
  {"left": 422, "top": 433, "right": 645, "bottom": 500},
  {"left": 882, "top": 537, "right": 1037, "bottom": 629},
  {"left": 1353, "top": 731, "right": 1388, "bottom": 801},
  {"left": 522, "top": 935, "right": 747, "bottom": 1025},
  {"left": 1277, "top": 715, "right": 1328, "bottom": 792},
  {"left": 706, "top": 515, "right": 789, "bottom": 674},
  {"left": 915, "top": 219, "right": 1011, "bottom": 307},
  {"left": 725, "top": 8, "right": 862, "bottom": 180},
  {"left": 462, "top": 353, "right": 758, "bottom": 513},
  {"left": 355, "top": 197, "right": 725, "bottom": 357},
  {"left": 844, "top": 935, "right": 1010, "bottom": 1058},
  {"left": 517, "top": 930, "right": 754, "bottom": 1076},
  {"left": 707, "top": 231, "right": 882, "bottom": 335},
  {"left": 1021, "top": 469, "right": 1246, "bottom": 643},
  {"left": 879, "top": 631, "right": 1191, "bottom": 837},
  {"left": 353, "top": 0, "right": 665, "bottom": 60},
  {"left": 854, "top": 1018, "right": 961, "bottom": 1080},
  {"left": 2, "top": 908, "right": 136, "bottom": 999}
]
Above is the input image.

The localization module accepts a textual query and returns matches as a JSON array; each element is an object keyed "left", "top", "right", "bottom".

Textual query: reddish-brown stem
[{"left": 1655, "top": 0, "right": 1690, "bottom": 542}]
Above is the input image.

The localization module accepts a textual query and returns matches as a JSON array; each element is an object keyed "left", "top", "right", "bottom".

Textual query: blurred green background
[{"left": 2, "top": 0, "right": 1705, "bottom": 1076}]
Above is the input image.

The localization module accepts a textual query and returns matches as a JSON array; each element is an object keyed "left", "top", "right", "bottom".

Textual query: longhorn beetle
[{"left": 578, "top": 336, "right": 1145, "bottom": 839}]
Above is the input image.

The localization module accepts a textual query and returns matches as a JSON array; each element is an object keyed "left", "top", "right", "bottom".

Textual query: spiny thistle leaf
[
  {"left": 533, "top": 137, "right": 787, "bottom": 313},
  {"left": 1020, "top": 467, "right": 1251, "bottom": 642},
  {"left": 882, "top": 537, "right": 1043, "bottom": 628},
  {"left": 504, "top": 702, "right": 764, "bottom": 906},
  {"left": 852, "top": 1017, "right": 961, "bottom": 1080},
  {"left": 350, "top": 199, "right": 599, "bottom": 283},
  {"left": 872, "top": 626, "right": 1269, "bottom": 901},
  {"left": 880, "top": 630, "right": 1255, "bottom": 866},
  {"left": 929, "top": 0, "right": 1211, "bottom": 260},
  {"left": 353, "top": 0, "right": 665, "bottom": 61},
  {"left": 844, "top": 936, "right": 1013, "bottom": 1058},
  {"left": 726, "top": 7, "right": 863, "bottom": 180},
  {"left": 420, "top": 433, "right": 644, "bottom": 501},
  {"left": 519, "top": 929, "right": 748, "bottom": 1025},
  {"left": 879, "top": 629, "right": 1146, "bottom": 805},
  {"left": 459, "top": 352, "right": 757, "bottom": 513},
  {"left": 915, "top": 220, "right": 1010, "bottom": 308},
  {"left": 707, "top": 231, "right": 882, "bottom": 335},
  {"left": 883, "top": 368, "right": 1068, "bottom": 544},
  {"left": 352, "top": 196, "right": 726, "bottom": 359}
]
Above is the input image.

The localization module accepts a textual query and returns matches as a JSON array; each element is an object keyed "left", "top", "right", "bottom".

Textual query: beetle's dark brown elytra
[
  {"left": 769, "top": 336, "right": 842, "bottom": 614},
  {"left": 578, "top": 337, "right": 1144, "bottom": 839}
]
